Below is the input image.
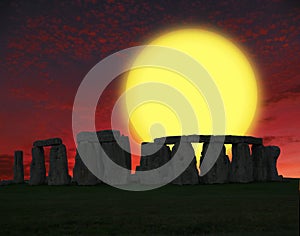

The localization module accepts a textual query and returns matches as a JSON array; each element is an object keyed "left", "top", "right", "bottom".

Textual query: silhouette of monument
[{"left": 8, "top": 130, "right": 282, "bottom": 186}]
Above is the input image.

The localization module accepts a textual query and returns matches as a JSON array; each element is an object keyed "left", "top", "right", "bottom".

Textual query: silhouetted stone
[
  {"left": 171, "top": 142, "right": 199, "bottom": 185},
  {"left": 230, "top": 143, "right": 253, "bottom": 183},
  {"left": 73, "top": 150, "right": 100, "bottom": 185},
  {"left": 76, "top": 131, "right": 130, "bottom": 185},
  {"left": 154, "top": 135, "right": 262, "bottom": 145},
  {"left": 139, "top": 143, "right": 170, "bottom": 170},
  {"left": 265, "top": 146, "right": 282, "bottom": 181},
  {"left": 13, "top": 150, "right": 24, "bottom": 184},
  {"left": 101, "top": 141, "right": 130, "bottom": 184},
  {"left": 200, "top": 143, "right": 230, "bottom": 184},
  {"left": 75, "top": 141, "right": 104, "bottom": 184},
  {"left": 29, "top": 147, "right": 46, "bottom": 185},
  {"left": 76, "top": 131, "right": 134, "bottom": 185},
  {"left": 137, "top": 143, "right": 171, "bottom": 184},
  {"left": 33, "top": 138, "right": 62, "bottom": 147},
  {"left": 48, "top": 144, "right": 71, "bottom": 185},
  {"left": 223, "top": 136, "right": 262, "bottom": 145},
  {"left": 252, "top": 144, "right": 268, "bottom": 181},
  {"left": 77, "top": 130, "right": 121, "bottom": 143}
]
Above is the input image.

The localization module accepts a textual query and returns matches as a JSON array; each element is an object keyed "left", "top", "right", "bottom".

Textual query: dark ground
[{"left": 0, "top": 179, "right": 298, "bottom": 235}]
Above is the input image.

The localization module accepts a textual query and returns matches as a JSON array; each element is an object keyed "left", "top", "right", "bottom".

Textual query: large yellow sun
[{"left": 124, "top": 28, "right": 259, "bottom": 144}]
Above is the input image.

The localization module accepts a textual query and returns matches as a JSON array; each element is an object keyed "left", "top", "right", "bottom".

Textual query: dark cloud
[
  {"left": 263, "top": 135, "right": 300, "bottom": 146},
  {"left": 0, "top": 154, "right": 14, "bottom": 180}
]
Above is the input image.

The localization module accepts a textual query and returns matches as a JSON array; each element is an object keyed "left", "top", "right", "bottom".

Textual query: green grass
[{"left": 0, "top": 180, "right": 298, "bottom": 235}]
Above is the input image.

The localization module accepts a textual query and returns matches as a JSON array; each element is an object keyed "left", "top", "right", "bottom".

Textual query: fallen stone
[
  {"left": 0, "top": 180, "right": 14, "bottom": 186},
  {"left": 48, "top": 144, "right": 71, "bottom": 185},
  {"left": 33, "top": 138, "right": 62, "bottom": 147},
  {"left": 200, "top": 143, "right": 230, "bottom": 184},
  {"left": 29, "top": 147, "right": 46, "bottom": 185},
  {"left": 171, "top": 142, "right": 199, "bottom": 185},
  {"left": 230, "top": 143, "right": 253, "bottom": 183},
  {"left": 13, "top": 150, "right": 24, "bottom": 184}
]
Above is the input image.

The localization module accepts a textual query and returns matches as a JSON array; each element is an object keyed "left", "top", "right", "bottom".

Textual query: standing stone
[
  {"left": 48, "top": 144, "right": 71, "bottom": 185},
  {"left": 200, "top": 143, "right": 230, "bottom": 184},
  {"left": 139, "top": 143, "right": 171, "bottom": 170},
  {"left": 252, "top": 144, "right": 268, "bottom": 181},
  {"left": 29, "top": 147, "right": 46, "bottom": 185},
  {"left": 73, "top": 149, "right": 100, "bottom": 185},
  {"left": 171, "top": 142, "right": 199, "bottom": 185},
  {"left": 136, "top": 143, "right": 171, "bottom": 185},
  {"left": 13, "top": 150, "right": 24, "bottom": 184},
  {"left": 265, "top": 146, "right": 282, "bottom": 181},
  {"left": 119, "top": 136, "right": 132, "bottom": 170},
  {"left": 230, "top": 143, "right": 253, "bottom": 183},
  {"left": 101, "top": 141, "right": 129, "bottom": 185}
]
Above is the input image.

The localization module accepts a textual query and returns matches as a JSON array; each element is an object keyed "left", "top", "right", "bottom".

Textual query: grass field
[{"left": 0, "top": 180, "right": 298, "bottom": 235}]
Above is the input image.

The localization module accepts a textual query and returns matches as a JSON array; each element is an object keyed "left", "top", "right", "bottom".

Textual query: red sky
[{"left": 0, "top": 0, "right": 299, "bottom": 180}]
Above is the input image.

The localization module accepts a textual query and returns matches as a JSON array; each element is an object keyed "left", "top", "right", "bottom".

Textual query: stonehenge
[
  {"left": 230, "top": 143, "right": 254, "bottom": 183},
  {"left": 33, "top": 138, "right": 62, "bottom": 147},
  {"left": 199, "top": 143, "right": 230, "bottom": 184},
  {"left": 73, "top": 149, "right": 101, "bottom": 186},
  {"left": 136, "top": 142, "right": 172, "bottom": 185},
  {"left": 7, "top": 131, "right": 281, "bottom": 186},
  {"left": 171, "top": 142, "right": 199, "bottom": 185},
  {"left": 139, "top": 135, "right": 282, "bottom": 184},
  {"left": 48, "top": 144, "right": 71, "bottom": 185},
  {"left": 29, "top": 138, "right": 70, "bottom": 185},
  {"left": 13, "top": 150, "right": 24, "bottom": 184},
  {"left": 264, "top": 146, "right": 282, "bottom": 181},
  {"left": 73, "top": 130, "right": 131, "bottom": 185},
  {"left": 29, "top": 146, "right": 46, "bottom": 185}
]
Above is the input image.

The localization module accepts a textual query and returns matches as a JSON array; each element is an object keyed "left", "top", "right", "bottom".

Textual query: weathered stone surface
[
  {"left": 33, "top": 138, "right": 62, "bottom": 147},
  {"left": 136, "top": 143, "right": 171, "bottom": 185},
  {"left": 76, "top": 139, "right": 129, "bottom": 185},
  {"left": 13, "top": 150, "right": 24, "bottom": 184},
  {"left": 230, "top": 143, "right": 253, "bottom": 183},
  {"left": 101, "top": 142, "right": 128, "bottom": 169},
  {"left": 48, "top": 144, "right": 71, "bottom": 185},
  {"left": 101, "top": 141, "right": 130, "bottom": 184},
  {"left": 252, "top": 144, "right": 268, "bottom": 181},
  {"left": 77, "top": 130, "right": 121, "bottom": 143},
  {"left": 265, "top": 146, "right": 282, "bottom": 181},
  {"left": 200, "top": 143, "right": 230, "bottom": 184},
  {"left": 73, "top": 149, "right": 100, "bottom": 185},
  {"left": 29, "top": 147, "right": 46, "bottom": 185},
  {"left": 171, "top": 142, "right": 199, "bottom": 185},
  {"left": 154, "top": 135, "right": 262, "bottom": 145},
  {"left": 139, "top": 143, "right": 170, "bottom": 170},
  {"left": 75, "top": 141, "right": 103, "bottom": 184}
]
